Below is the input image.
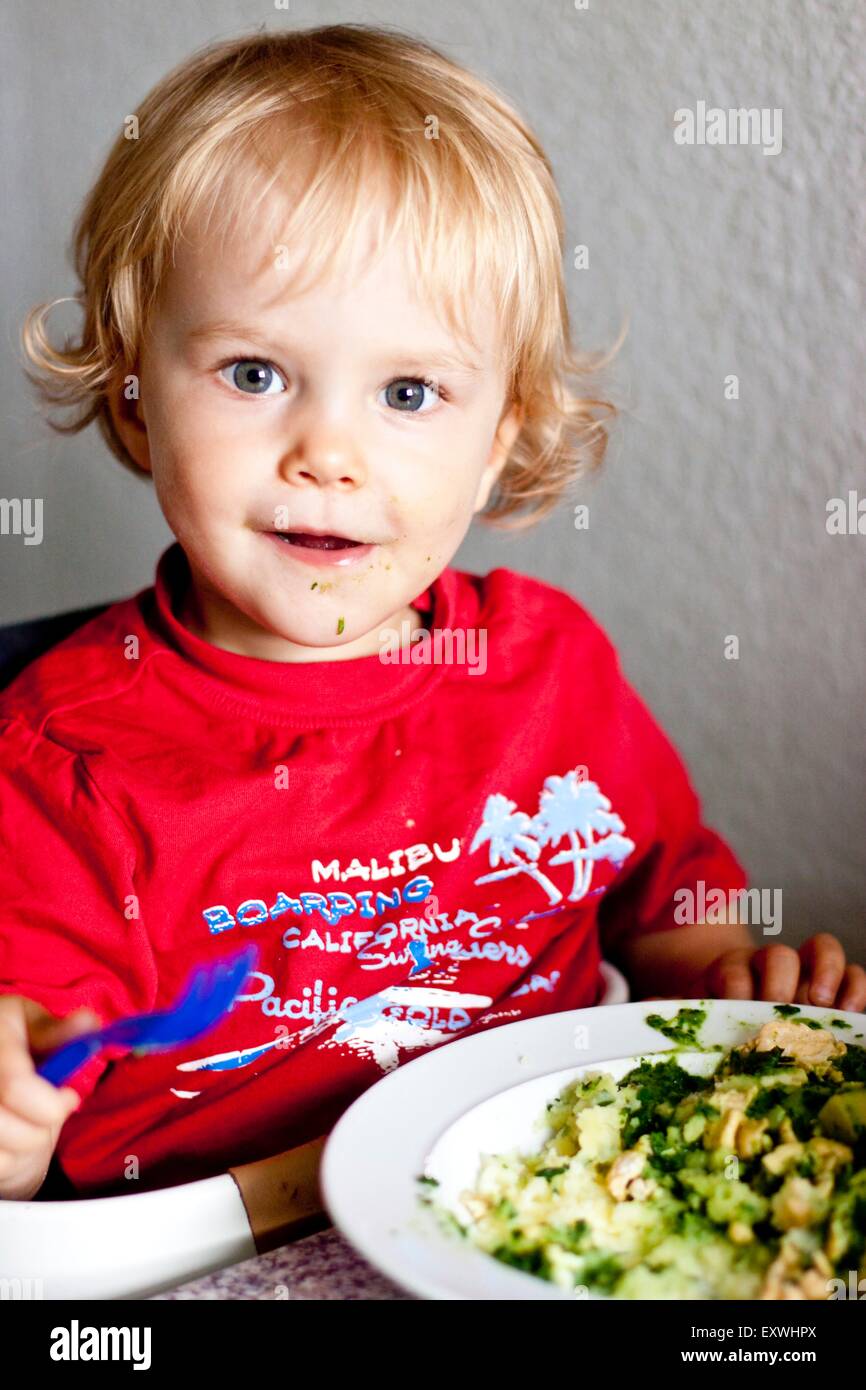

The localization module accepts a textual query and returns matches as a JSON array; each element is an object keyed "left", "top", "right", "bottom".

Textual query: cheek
[
  {"left": 147, "top": 398, "right": 238, "bottom": 494},
  {"left": 149, "top": 438, "right": 220, "bottom": 521},
  {"left": 435, "top": 478, "right": 478, "bottom": 533},
  {"left": 399, "top": 453, "right": 479, "bottom": 525},
  {"left": 148, "top": 365, "right": 234, "bottom": 450},
  {"left": 396, "top": 491, "right": 466, "bottom": 540}
]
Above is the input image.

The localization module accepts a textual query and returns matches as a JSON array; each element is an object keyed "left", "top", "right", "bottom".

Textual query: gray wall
[{"left": 1, "top": 0, "right": 864, "bottom": 954}]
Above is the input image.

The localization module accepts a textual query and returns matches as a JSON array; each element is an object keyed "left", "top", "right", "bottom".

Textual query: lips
[
  {"left": 275, "top": 532, "right": 363, "bottom": 551},
  {"left": 265, "top": 525, "right": 378, "bottom": 569}
]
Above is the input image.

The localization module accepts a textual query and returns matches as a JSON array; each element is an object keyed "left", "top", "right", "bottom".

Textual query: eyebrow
[{"left": 184, "top": 322, "right": 484, "bottom": 375}]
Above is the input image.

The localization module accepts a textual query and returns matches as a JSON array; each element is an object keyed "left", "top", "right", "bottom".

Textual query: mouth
[
  {"left": 265, "top": 526, "right": 379, "bottom": 569},
  {"left": 274, "top": 532, "right": 364, "bottom": 550}
]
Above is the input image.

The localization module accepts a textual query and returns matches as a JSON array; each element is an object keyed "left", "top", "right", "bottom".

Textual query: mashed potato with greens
[{"left": 442, "top": 1014, "right": 866, "bottom": 1299}]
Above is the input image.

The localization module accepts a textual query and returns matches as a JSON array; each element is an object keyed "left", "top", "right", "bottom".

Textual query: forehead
[{"left": 157, "top": 179, "right": 501, "bottom": 369}]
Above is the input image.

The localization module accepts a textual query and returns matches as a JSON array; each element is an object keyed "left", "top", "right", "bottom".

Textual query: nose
[{"left": 277, "top": 421, "right": 367, "bottom": 491}]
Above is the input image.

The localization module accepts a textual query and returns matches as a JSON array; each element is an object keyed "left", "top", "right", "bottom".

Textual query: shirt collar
[{"left": 146, "top": 541, "right": 458, "bottom": 726}]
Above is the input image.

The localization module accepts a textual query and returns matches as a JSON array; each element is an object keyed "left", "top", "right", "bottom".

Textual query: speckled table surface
[{"left": 150, "top": 1225, "right": 415, "bottom": 1300}]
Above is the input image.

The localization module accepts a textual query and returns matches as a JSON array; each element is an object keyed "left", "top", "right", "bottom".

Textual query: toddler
[{"left": 2, "top": 25, "right": 862, "bottom": 1202}]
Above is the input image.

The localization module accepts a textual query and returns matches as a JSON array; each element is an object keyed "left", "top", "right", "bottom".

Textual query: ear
[
  {"left": 105, "top": 365, "right": 152, "bottom": 475},
  {"left": 473, "top": 399, "right": 525, "bottom": 514}
]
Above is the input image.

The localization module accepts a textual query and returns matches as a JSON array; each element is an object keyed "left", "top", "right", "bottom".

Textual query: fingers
[
  {"left": 0, "top": 993, "right": 32, "bottom": 1046},
  {"left": 750, "top": 944, "right": 800, "bottom": 1003},
  {"left": 0, "top": 1064, "right": 81, "bottom": 1131},
  {"left": 0, "top": 996, "right": 92, "bottom": 1198},
  {"left": 0, "top": 1103, "right": 57, "bottom": 1164},
  {"left": 26, "top": 1003, "right": 101, "bottom": 1051},
  {"left": 0, "top": 1002, "right": 83, "bottom": 1132},
  {"left": 794, "top": 977, "right": 812, "bottom": 1006},
  {"left": 798, "top": 934, "right": 847, "bottom": 1006},
  {"left": 836, "top": 964, "right": 866, "bottom": 1012},
  {"left": 693, "top": 936, "right": 866, "bottom": 1012},
  {"left": 705, "top": 949, "right": 755, "bottom": 999}
]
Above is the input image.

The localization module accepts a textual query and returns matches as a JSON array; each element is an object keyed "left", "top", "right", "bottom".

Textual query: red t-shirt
[{"left": 0, "top": 542, "right": 746, "bottom": 1195}]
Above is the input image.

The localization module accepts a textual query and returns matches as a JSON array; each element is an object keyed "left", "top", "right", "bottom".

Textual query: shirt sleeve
[
  {"left": 0, "top": 717, "right": 159, "bottom": 1101},
  {"left": 593, "top": 649, "right": 749, "bottom": 960}
]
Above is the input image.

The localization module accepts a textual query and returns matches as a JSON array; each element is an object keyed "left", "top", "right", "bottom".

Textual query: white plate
[{"left": 320, "top": 999, "right": 865, "bottom": 1301}]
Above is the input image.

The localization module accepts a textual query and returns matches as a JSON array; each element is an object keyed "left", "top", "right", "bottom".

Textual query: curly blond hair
[{"left": 20, "top": 23, "right": 624, "bottom": 530}]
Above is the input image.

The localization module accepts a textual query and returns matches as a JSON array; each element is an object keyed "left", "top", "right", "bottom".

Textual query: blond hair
[{"left": 20, "top": 23, "right": 623, "bottom": 529}]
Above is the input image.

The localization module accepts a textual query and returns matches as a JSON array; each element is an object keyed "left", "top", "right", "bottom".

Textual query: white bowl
[
  {"left": 321, "top": 998, "right": 866, "bottom": 1300},
  {"left": 0, "top": 1172, "right": 255, "bottom": 1300}
]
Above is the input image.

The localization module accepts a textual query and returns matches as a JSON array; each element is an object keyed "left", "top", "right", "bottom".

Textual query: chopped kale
[
  {"left": 746, "top": 1081, "right": 835, "bottom": 1138},
  {"left": 620, "top": 1057, "right": 705, "bottom": 1146},
  {"left": 546, "top": 1220, "right": 589, "bottom": 1252},
  {"left": 491, "top": 1243, "right": 549, "bottom": 1276},
  {"left": 694, "top": 1099, "right": 719, "bottom": 1119},
  {"left": 674, "top": 1208, "right": 716, "bottom": 1238},
  {"left": 649, "top": 1129, "right": 692, "bottom": 1172},
  {"left": 645, "top": 1007, "right": 707, "bottom": 1046},
  {"left": 852, "top": 1196, "right": 866, "bottom": 1252},
  {"left": 581, "top": 1254, "right": 624, "bottom": 1293},
  {"left": 727, "top": 1045, "right": 800, "bottom": 1075},
  {"left": 837, "top": 1046, "right": 866, "bottom": 1086}
]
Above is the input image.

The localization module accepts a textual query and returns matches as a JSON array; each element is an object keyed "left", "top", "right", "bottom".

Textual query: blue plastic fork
[{"left": 36, "top": 944, "right": 259, "bottom": 1087}]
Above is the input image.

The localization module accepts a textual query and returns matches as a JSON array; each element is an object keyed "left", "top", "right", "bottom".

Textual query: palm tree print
[
  {"left": 535, "top": 771, "right": 635, "bottom": 901},
  {"left": 469, "top": 792, "right": 563, "bottom": 904},
  {"left": 470, "top": 771, "right": 635, "bottom": 906}
]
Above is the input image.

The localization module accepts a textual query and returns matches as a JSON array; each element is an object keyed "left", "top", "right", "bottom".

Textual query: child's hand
[
  {"left": 647, "top": 933, "right": 866, "bottom": 1011},
  {"left": 0, "top": 995, "right": 99, "bottom": 1200}
]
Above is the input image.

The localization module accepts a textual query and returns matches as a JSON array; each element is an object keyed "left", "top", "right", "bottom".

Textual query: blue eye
[
  {"left": 220, "top": 360, "right": 286, "bottom": 396},
  {"left": 381, "top": 377, "right": 442, "bottom": 413}
]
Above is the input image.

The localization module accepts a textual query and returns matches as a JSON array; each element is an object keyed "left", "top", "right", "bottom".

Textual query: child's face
[{"left": 111, "top": 195, "right": 523, "bottom": 661}]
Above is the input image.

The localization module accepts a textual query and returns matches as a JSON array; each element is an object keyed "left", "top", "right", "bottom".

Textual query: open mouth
[{"left": 273, "top": 532, "right": 364, "bottom": 551}]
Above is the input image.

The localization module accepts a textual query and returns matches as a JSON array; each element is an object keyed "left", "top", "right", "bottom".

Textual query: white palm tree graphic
[
  {"left": 471, "top": 771, "right": 635, "bottom": 905},
  {"left": 470, "top": 793, "right": 563, "bottom": 904},
  {"left": 535, "top": 772, "right": 635, "bottom": 901}
]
